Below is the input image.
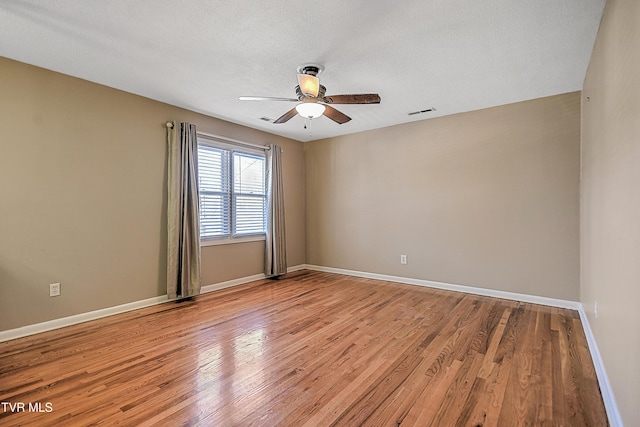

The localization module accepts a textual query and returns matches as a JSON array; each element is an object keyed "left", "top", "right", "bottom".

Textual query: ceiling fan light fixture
[
  {"left": 295, "top": 103, "right": 326, "bottom": 119},
  {"left": 297, "top": 73, "right": 320, "bottom": 97}
]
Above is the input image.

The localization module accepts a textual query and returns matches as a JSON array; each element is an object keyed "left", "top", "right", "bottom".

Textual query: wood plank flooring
[{"left": 0, "top": 270, "right": 608, "bottom": 426}]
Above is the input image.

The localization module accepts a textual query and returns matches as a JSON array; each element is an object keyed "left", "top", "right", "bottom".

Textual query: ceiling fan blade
[
  {"left": 239, "top": 96, "right": 298, "bottom": 102},
  {"left": 273, "top": 107, "right": 298, "bottom": 124},
  {"left": 323, "top": 105, "right": 351, "bottom": 124},
  {"left": 322, "top": 94, "right": 381, "bottom": 104}
]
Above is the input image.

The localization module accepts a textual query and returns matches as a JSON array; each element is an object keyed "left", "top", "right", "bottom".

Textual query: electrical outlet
[
  {"left": 50, "top": 283, "right": 61, "bottom": 297},
  {"left": 400, "top": 255, "right": 407, "bottom": 265}
]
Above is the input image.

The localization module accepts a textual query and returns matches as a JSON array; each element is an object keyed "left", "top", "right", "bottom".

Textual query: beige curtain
[
  {"left": 265, "top": 144, "right": 287, "bottom": 277},
  {"left": 167, "top": 122, "right": 201, "bottom": 299}
]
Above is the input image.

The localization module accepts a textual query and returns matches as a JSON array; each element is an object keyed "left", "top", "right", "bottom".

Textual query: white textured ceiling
[{"left": 0, "top": 0, "right": 605, "bottom": 142}]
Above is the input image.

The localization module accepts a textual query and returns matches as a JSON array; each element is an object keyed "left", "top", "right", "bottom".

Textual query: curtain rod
[{"left": 165, "top": 121, "right": 270, "bottom": 151}]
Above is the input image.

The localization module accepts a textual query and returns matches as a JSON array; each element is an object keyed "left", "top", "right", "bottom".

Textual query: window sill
[{"left": 200, "top": 235, "right": 265, "bottom": 247}]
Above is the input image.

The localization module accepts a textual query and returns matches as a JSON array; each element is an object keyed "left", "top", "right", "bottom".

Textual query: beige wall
[
  {"left": 306, "top": 92, "right": 581, "bottom": 300},
  {"left": 0, "top": 57, "right": 305, "bottom": 331},
  {"left": 581, "top": 0, "right": 640, "bottom": 423}
]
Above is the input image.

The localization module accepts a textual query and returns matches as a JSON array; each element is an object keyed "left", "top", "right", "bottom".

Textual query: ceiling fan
[{"left": 239, "top": 64, "right": 381, "bottom": 124}]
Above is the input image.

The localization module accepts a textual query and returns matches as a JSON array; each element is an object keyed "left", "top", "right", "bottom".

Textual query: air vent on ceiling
[{"left": 408, "top": 107, "right": 436, "bottom": 116}]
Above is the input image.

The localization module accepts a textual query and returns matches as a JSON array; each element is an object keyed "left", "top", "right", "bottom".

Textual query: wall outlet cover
[{"left": 50, "top": 283, "right": 61, "bottom": 297}]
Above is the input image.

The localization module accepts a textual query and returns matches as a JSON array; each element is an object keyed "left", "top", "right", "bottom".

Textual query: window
[{"left": 198, "top": 138, "right": 266, "bottom": 243}]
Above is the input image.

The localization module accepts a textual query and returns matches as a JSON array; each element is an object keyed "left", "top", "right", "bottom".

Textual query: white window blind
[
  {"left": 197, "top": 140, "right": 266, "bottom": 241},
  {"left": 198, "top": 145, "right": 231, "bottom": 238},
  {"left": 233, "top": 153, "right": 266, "bottom": 235}
]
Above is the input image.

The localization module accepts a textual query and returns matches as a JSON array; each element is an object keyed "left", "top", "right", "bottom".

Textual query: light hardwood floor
[{"left": 0, "top": 270, "right": 607, "bottom": 426}]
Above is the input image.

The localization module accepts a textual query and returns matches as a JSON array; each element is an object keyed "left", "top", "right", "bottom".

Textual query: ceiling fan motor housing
[{"left": 296, "top": 85, "right": 326, "bottom": 101}]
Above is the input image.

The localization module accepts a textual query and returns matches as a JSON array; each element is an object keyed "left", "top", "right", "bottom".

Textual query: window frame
[{"left": 197, "top": 136, "right": 267, "bottom": 246}]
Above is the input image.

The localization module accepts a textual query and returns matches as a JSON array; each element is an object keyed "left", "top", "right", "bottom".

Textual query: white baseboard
[
  {"left": 200, "top": 273, "right": 267, "bottom": 294},
  {"left": 303, "top": 264, "right": 581, "bottom": 309},
  {"left": 577, "top": 306, "right": 624, "bottom": 427},
  {"left": 200, "top": 263, "right": 307, "bottom": 294},
  {"left": 0, "top": 295, "right": 169, "bottom": 343},
  {"left": 0, "top": 264, "right": 306, "bottom": 343}
]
